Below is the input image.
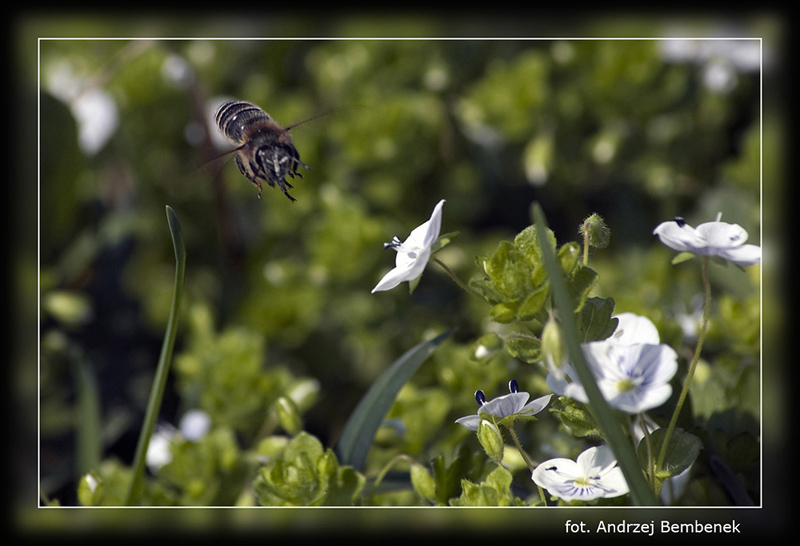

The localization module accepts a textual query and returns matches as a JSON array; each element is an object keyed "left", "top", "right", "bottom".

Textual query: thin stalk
[
  {"left": 507, "top": 424, "right": 536, "bottom": 472},
  {"left": 657, "top": 256, "right": 711, "bottom": 472},
  {"left": 125, "top": 206, "right": 186, "bottom": 505},
  {"left": 638, "top": 414, "right": 655, "bottom": 492},
  {"left": 532, "top": 203, "right": 658, "bottom": 506},
  {"left": 582, "top": 229, "right": 590, "bottom": 266},
  {"left": 431, "top": 257, "right": 483, "bottom": 299}
]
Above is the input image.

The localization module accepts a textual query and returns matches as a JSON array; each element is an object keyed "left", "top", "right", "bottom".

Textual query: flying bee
[{"left": 214, "top": 99, "right": 311, "bottom": 202}]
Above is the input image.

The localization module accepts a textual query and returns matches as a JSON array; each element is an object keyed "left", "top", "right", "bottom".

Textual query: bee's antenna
[
  {"left": 283, "top": 104, "right": 362, "bottom": 132},
  {"left": 283, "top": 110, "right": 336, "bottom": 132}
]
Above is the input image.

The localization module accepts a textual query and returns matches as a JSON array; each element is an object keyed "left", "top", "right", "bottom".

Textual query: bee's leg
[
  {"left": 236, "top": 155, "right": 263, "bottom": 198},
  {"left": 276, "top": 178, "right": 296, "bottom": 202}
]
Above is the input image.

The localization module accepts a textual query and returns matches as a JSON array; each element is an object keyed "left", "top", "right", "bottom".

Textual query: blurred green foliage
[{"left": 39, "top": 37, "right": 760, "bottom": 507}]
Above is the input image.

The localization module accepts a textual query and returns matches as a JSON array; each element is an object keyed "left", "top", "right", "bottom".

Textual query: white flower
[
  {"left": 608, "top": 312, "right": 660, "bottom": 346},
  {"left": 145, "top": 410, "right": 211, "bottom": 471},
  {"left": 372, "top": 199, "right": 445, "bottom": 293},
  {"left": 532, "top": 445, "right": 629, "bottom": 502},
  {"left": 455, "top": 379, "right": 552, "bottom": 432},
  {"left": 546, "top": 314, "right": 678, "bottom": 414},
  {"left": 179, "top": 409, "right": 211, "bottom": 441},
  {"left": 146, "top": 424, "right": 177, "bottom": 471},
  {"left": 653, "top": 215, "right": 761, "bottom": 266}
]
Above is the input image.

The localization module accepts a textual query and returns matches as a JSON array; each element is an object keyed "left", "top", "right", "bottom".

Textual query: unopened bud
[
  {"left": 275, "top": 396, "right": 303, "bottom": 436},
  {"left": 477, "top": 419, "right": 504, "bottom": 463},
  {"left": 541, "top": 315, "right": 567, "bottom": 380},
  {"left": 579, "top": 213, "right": 611, "bottom": 249}
]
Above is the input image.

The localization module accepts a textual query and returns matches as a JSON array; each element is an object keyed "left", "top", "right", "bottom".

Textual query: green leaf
[
  {"left": 638, "top": 428, "right": 702, "bottom": 481},
  {"left": 549, "top": 397, "right": 602, "bottom": 438},
  {"left": 671, "top": 251, "right": 696, "bottom": 265},
  {"left": 410, "top": 463, "right": 436, "bottom": 502},
  {"left": 254, "top": 432, "right": 364, "bottom": 506},
  {"left": 430, "top": 445, "right": 488, "bottom": 505},
  {"left": 336, "top": 329, "right": 453, "bottom": 471},
  {"left": 504, "top": 335, "right": 542, "bottom": 364},
  {"left": 578, "top": 297, "right": 619, "bottom": 342},
  {"left": 449, "top": 466, "right": 522, "bottom": 506},
  {"left": 431, "top": 230, "right": 460, "bottom": 254},
  {"left": 564, "top": 264, "right": 598, "bottom": 313}
]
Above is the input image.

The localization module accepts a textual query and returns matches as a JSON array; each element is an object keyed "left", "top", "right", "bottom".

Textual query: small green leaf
[
  {"left": 504, "top": 335, "right": 542, "bottom": 364},
  {"left": 638, "top": 428, "right": 702, "bottom": 480},
  {"left": 410, "top": 463, "right": 436, "bottom": 502},
  {"left": 517, "top": 283, "right": 550, "bottom": 319},
  {"left": 449, "top": 466, "right": 522, "bottom": 506},
  {"left": 431, "top": 231, "right": 459, "bottom": 254},
  {"left": 549, "top": 397, "right": 602, "bottom": 438},
  {"left": 579, "top": 297, "right": 619, "bottom": 342},
  {"left": 671, "top": 252, "right": 696, "bottom": 265}
]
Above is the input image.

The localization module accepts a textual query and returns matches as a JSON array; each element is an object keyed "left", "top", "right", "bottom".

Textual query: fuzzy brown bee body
[{"left": 214, "top": 100, "right": 309, "bottom": 201}]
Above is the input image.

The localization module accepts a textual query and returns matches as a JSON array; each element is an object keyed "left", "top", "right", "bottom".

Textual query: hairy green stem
[
  {"left": 657, "top": 256, "right": 711, "bottom": 472},
  {"left": 431, "top": 257, "right": 483, "bottom": 298},
  {"left": 507, "top": 424, "right": 536, "bottom": 472}
]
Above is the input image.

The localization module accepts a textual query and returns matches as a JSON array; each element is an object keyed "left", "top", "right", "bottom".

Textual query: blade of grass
[
  {"left": 336, "top": 329, "right": 453, "bottom": 471},
  {"left": 73, "top": 353, "right": 102, "bottom": 478},
  {"left": 532, "top": 203, "right": 658, "bottom": 506},
  {"left": 125, "top": 206, "right": 186, "bottom": 505}
]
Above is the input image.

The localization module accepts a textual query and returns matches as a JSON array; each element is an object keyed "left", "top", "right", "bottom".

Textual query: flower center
[{"left": 616, "top": 378, "right": 637, "bottom": 393}]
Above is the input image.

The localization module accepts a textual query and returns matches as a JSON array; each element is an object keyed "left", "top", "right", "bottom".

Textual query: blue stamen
[
  {"left": 383, "top": 236, "right": 402, "bottom": 250},
  {"left": 475, "top": 390, "right": 486, "bottom": 406},
  {"left": 673, "top": 217, "right": 686, "bottom": 227},
  {"left": 508, "top": 379, "right": 519, "bottom": 393}
]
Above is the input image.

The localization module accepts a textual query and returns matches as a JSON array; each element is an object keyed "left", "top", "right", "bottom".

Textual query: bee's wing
[{"left": 197, "top": 145, "right": 241, "bottom": 178}]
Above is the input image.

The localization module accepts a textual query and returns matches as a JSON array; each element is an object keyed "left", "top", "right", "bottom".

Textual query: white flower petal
[
  {"left": 577, "top": 445, "right": 617, "bottom": 475},
  {"left": 454, "top": 414, "right": 481, "bottom": 432},
  {"left": 719, "top": 243, "right": 761, "bottom": 266},
  {"left": 405, "top": 199, "right": 445, "bottom": 250},
  {"left": 653, "top": 220, "right": 702, "bottom": 253},
  {"left": 479, "top": 391, "right": 529, "bottom": 418},
  {"left": 696, "top": 221, "right": 748, "bottom": 248},
  {"left": 518, "top": 394, "right": 553, "bottom": 415},
  {"left": 610, "top": 313, "right": 660, "bottom": 345},
  {"left": 372, "top": 265, "right": 414, "bottom": 293}
]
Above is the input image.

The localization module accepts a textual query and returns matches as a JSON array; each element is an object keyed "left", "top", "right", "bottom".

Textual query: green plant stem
[
  {"left": 371, "top": 454, "right": 414, "bottom": 495},
  {"left": 532, "top": 203, "right": 658, "bottom": 506},
  {"left": 638, "top": 413, "right": 656, "bottom": 492},
  {"left": 582, "top": 229, "right": 590, "bottom": 266},
  {"left": 507, "top": 424, "right": 536, "bottom": 472},
  {"left": 125, "top": 206, "right": 186, "bottom": 505},
  {"left": 657, "top": 256, "right": 711, "bottom": 472},
  {"left": 432, "top": 257, "right": 483, "bottom": 299}
]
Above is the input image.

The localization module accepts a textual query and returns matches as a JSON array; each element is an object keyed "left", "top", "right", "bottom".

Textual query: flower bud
[
  {"left": 541, "top": 315, "right": 567, "bottom": 380},
  {"left": 580, "top": 213, "right": 611, "bottom": 249},
  {"left": 275, "top": 396, "right": 303, "bottom": 436},
  {"left": 477, "top": 419, "right": 504, "bottom": 464}
]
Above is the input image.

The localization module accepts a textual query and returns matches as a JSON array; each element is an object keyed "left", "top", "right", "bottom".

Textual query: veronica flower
[
  {"left": 652, "top": 214, "right": 761, "bottom": 267},
  {"left": 372, "top": 200, "right": 445, "bottom": 293},
  {"left": 532, "top": 445, "right": 629, "bottom": 502},
  {"left": 145, "top": 409, "right": 212, "bottom": 471},
  {"left": 455, "top": 379, "right": 552, "bottom": 432},
  {"left": 546, "top": 314, "right": 678, "bottom": 414}
]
